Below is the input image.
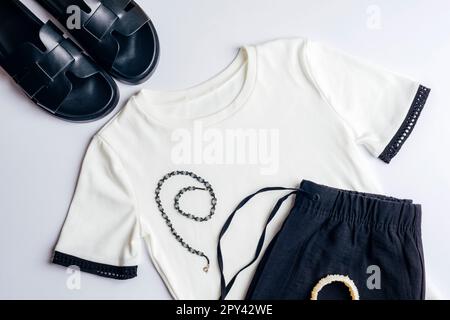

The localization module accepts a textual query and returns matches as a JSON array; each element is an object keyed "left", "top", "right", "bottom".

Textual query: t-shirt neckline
[{"left": 133, "top": 46, "right": 257, "bottom": 128}]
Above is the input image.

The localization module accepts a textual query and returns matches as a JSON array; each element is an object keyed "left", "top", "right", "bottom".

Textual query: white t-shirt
[{"left": 53, "top": 39, "right": 430, "bottom": 299}]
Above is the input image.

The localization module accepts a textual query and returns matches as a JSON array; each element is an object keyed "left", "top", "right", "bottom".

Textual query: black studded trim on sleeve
[
  {"left": 379, "top": 85, "right": 430, "bottom": 164},
  {"left": 53, "top": 251, "right": 137, "bottom": 280}
]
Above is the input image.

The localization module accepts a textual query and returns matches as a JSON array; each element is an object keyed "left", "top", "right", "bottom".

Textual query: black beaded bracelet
[{"left": 154, "top": 171, "right": 217, "bottom": 273}]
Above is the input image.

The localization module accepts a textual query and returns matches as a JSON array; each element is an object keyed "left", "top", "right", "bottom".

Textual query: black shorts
[{"left": 218, "top": 180, "right": 426, "bottom": 300}]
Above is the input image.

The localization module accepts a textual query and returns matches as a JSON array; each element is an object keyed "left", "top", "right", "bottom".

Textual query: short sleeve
[
  {"left": 305, "top": 40, "right": 430, "bottom": 163},
  {"left": 52, "top": 135, "right": 141, "bottom": 280}
]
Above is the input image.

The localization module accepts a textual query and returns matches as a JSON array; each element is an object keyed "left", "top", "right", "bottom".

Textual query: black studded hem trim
[
  {"left": 52, "top": 251, "right": 137, "bottom": 280},
  {"left": 379, "top": 85, "right": 430, "bottom": 164}
]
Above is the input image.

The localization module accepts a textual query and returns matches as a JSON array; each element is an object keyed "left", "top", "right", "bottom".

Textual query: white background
[{"left": 1, "top": 0, "right": 449, "bottom": 299}]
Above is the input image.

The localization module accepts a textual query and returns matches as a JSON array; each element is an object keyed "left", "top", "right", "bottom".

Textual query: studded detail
[
  {"left": 154, "top": 171, "right": 217, "bottom": 273},
  {"left": 173, "top": 185, "right": 217, "bottom": 222}
]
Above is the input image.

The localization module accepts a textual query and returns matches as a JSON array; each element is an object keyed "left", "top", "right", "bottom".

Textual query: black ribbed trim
[
  {"left": 53, "top": 251, "right": 137, "bottom": 280},
  {"left": 379, "top": 85, "right": 430, "bottom": 164}
]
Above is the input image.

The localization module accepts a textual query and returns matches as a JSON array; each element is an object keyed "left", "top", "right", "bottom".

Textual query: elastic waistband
[{"left": 297, "top": 180, "right": 422, "bottom": 232}]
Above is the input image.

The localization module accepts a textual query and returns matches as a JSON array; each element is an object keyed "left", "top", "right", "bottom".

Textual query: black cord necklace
[{"left": 154, "top": 171, "right": 217, "bottom": 273}]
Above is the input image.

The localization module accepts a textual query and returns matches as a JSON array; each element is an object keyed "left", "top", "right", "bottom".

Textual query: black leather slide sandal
[
  {"left": 0, "top": 0, "right": 119, "bottom": 122},
  {"left": 37, "top": 0, "right": 160, "bottom": 85}
]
